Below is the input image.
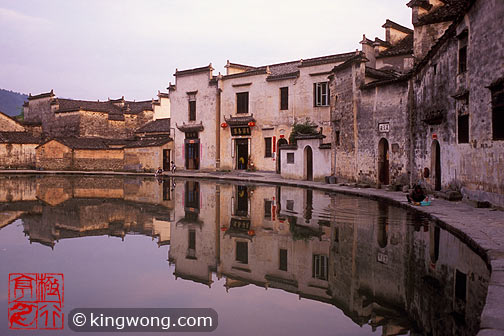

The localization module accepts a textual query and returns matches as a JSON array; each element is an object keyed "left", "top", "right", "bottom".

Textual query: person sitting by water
[
  {"left": 407, "top": 184, "right": 427, "bottom": 203},
  {"left": 155, "top": 167, "right": 163, "bottom": 177}
]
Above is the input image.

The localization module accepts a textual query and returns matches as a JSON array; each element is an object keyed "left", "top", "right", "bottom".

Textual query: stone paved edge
[{"left": 1, "top": 169, "right": 503, "bottom": 334}]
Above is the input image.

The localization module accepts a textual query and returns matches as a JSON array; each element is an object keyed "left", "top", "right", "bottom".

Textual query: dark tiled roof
[
  {"left": 0, "top": 110, "right": 25, "bottom": 127},
  {"left": 127, "top": 100, "right": 154, "bottom": 114},
  {"left": 176, "top": 122, "right": 204, "bottom": 133},
  {"left": 365, "top": 67, "right": 398, "bottom": 80},
  {"left": 374, "top": 38, "right": 391, "bottom": 47},
  {"left": 53, "top": 98, "right": 152, "bottom": 119},
  {"left": 125, "top": 137, "right": 172, "bottom": 148},
  {"left": 222, "top": 68, "right": 268, "bottom": 80},
  {"left": 225, "top": 62, "right": 256, "bottom": 71},
  {"left": 330, "top": 53, "right": 368, "bottom": 73},
  {"left": 136, "top": 118, "right": 171, "bottom": 134},
  {"left": 48, "top": 137, "right": 112, "bottom": 149},
  {"left": 416, "top": 0, "right": 472, "bottom": 26},
  {"left": 266, "top": 71, "right": 300, "bottom": 82},
  {"left": 360, "top": 74, "right": 411, "bottom": 90},
  {"left": 298, "top": 51, "right": 356, "bottom": 68},
  {"left": 377, "top": 34, "right": 414, "bottom": 58},
  {"left": 293, "top": 133, "right": 325, "bottom": 140},
  {"left": 0, "top": 132, "right": 40, "bottom": 144},
  {"left": 407, "top": 0, "right": 432, "bottom": 10},
  {"left": 22, "top": 120, "right": 42, "bottom": 126},
  {"left": 224, "top": 115, "right": 256, "bottom": 127},
  {"left": 174, "top": 65, "right": 213, "bottom": 77},
  {"left": 382, "top": 20, "right": 413, "bottom": 34},
  {"left": 223, "top": 51, "right": 355, "bottom": 81},
  {"left": 28, "top": 90, "right": 54, "bottom": 100}
]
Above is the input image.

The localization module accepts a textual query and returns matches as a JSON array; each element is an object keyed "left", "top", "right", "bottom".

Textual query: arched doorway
[
  {"left": 276, "top": 138, "right": 288, "bottom": 173},
  {"left": 378, "top": 138, "right": 389, "bottom": 185},
  {"left": 431, "top": 140, "right": 441, "bottom": 191},
  {"left": 304, "top": 146, "right": 313, "bottom": 181}
]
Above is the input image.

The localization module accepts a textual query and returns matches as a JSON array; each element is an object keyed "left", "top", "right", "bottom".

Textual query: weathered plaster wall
[
  {"left": 280, "top": 139, "right": 331, "bottom": 182},
  {"left": 170, "top": 70, "right": 219, "bottom": 171},
  {"left": 359, "top": 81, "right": 410, "bottom": 186},
  {"left": 0, "top": 144, "right": 37, "bottom": 168},
  {"left": 412, "top": 0, "right": 504, "bottom": 205},
  {"left": 124, "top": 143, "right": 173, "bottom": 172},
  {"left": 73, "top": 149, "right": 124, "bottom": 171},
  {"left": 219, "top": 61, "right": 340, "bottom": 171}
]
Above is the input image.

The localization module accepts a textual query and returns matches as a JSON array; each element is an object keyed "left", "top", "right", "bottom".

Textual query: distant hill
[{"left": 0, "top": 88, "right": 28, "bottom": 117}]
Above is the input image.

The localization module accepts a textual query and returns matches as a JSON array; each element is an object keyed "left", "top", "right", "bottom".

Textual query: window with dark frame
[
  {"left": 458, "top": 31, "right": 468, "bottom": 74},
  {"left": 455, "top": 269, "right": 467, "bottom": 302},
  {"left": 280, "top": 87, "right": 288, "bottom": 110},
  {"left": 287, "top": 152, "right": 294, "bottom": 164},
  {"left": 312, "top": 254, "right": 328, "bottom": 280},
  {"left": 279, "top": 249, "right": 288, "bottom": 271},
  {"left": 491, "top": 80, "right": 504, "bottom": 140},
  {"left": 236, "top": 92, "right": 249, "bottom": 114},
  {"left": 264, "top": 199, "right": 272, "bottom": 218},
  {"left": 314, "top": 82, "right": 330, "bottom": 107},
  {"left": 189, "top": 100, "right": 196, "bottom": 121},
  {"left": 335, "top": 131, "right": 340, "bottom": 146},
  {"left": 236, "top": 241, "right": 248, "bottom": 264},
  {"left": 264, "top": 137, "right": 272, "bottom": 157},
  {"left": 458, "top": 114, "right": 469, "bottom": 143}
]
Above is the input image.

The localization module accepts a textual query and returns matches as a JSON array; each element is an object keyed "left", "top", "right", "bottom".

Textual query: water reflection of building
[
  {"left": 168, "top": 181, "right": 219, "bottom": 287},
  {"left": 0, "top": 176, "right": 174, "bottom": 248},
  {"left": 0, "top": 176, "right": 490, "bottom": 335}
]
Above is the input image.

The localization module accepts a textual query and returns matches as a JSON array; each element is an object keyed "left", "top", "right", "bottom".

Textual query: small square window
[
  {"left": 286, "top": 200, "right": 294, "bottom": 211},
  {"left": 491, "top": 80, "right": 504, "bottom": 140},
  {"left": 287, "top": 152, "right": 294, "bottom": 164}
]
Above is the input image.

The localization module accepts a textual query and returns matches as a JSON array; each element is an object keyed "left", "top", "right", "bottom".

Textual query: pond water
[{"left": 0, "top": 175, "right": 490, "bottom": 336}]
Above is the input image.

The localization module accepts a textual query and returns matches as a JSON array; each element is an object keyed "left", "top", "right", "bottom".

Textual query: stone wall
[
  {"left": 73, "top": 149, "right": 124, "bottom": 171},
  {"left": 36, "top": 140, "right": 73, "bottom": 170},
  {"left": 412, "top": 0, "right": 504, "bottom": 205},
  {"left": 0, "top": 113, "right": 25, "bottom": 132}
]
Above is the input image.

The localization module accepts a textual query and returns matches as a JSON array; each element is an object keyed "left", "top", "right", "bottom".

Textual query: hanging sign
[{"left": 231, "top": 126, "right": 251, "bottom": 136}]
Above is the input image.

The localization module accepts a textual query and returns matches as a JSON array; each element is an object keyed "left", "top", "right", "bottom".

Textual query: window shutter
[{"left": 313, "top": 83, "right": 317, "bottom": 107}]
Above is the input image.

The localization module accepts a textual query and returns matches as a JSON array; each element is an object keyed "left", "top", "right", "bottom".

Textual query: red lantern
[
  {"left": 221, "top": 226, "right": 228, "bottom": 231},
  {"left": 432, "top": 133, "right": 437, "bottom": 139},
  {"left": 279, "top": 134, "right": 284, "bottom": 138},
  {"left": 248, "top": 121, "right": 255, "bottom": 127},
  {"left": 247, "top": 230, "right": 255, "bottom": 236},
  {"left": 221, "top": 122, "right": 228, "bottom": 128}
]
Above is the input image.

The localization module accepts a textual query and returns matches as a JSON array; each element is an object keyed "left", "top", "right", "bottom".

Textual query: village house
[
  {"left": 168, "top": 65, "right": 220, "bottom": 171},
  {"left": 326, "top": 0, "right": 504, "bottom": 207},
  {"left": 218, "top": 53, "right": 354, "bottom": 174},
  {"left": 22, "top": 90, "right": 162, "bottom": 139},
  {"left": 0, "top": 110, "right": 40, "bottom": 169}
]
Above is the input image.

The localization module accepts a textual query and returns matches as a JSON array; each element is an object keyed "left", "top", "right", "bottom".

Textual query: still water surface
[{"left": 0, "top": 175, "right": 489, "bottom": 335}]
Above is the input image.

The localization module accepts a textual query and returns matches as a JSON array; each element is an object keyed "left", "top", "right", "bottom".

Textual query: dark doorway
[
  {"left": 431, "top": 140, "right": 441, "bottom": 191},
  {"left": 378, "top": 138, "right": 390, "bottom": 185},
  {"left": 276, "top": 138, "right": 288, "bottom": 173},
  {"left": 185, "top": 141, "right": 200, "bottom": 170},
  {"left": 163, "top": 149, "right": 171, "bottom": 171},
  {"left": 304, "top": 146, "right": 313, "bottom": 181},
  {"left": 235, "top": 185, "right": 248, "bottom": 217},
  {"left": 236, "top": 139, "right": 248, "bottom": 170}
]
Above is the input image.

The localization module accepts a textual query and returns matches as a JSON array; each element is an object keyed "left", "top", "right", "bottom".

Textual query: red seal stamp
[{"left": 8, "top": 273, "right": 64, "bottom": 330}]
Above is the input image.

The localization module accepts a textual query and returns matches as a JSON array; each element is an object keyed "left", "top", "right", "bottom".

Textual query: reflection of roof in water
[{"left": 174, "top": 271, "right": 213, "bottom": 286}]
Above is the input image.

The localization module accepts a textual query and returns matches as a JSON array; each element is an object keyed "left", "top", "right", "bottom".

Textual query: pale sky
[{"left": 0, "top": 0, "right": 412, "bottom": 101}]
